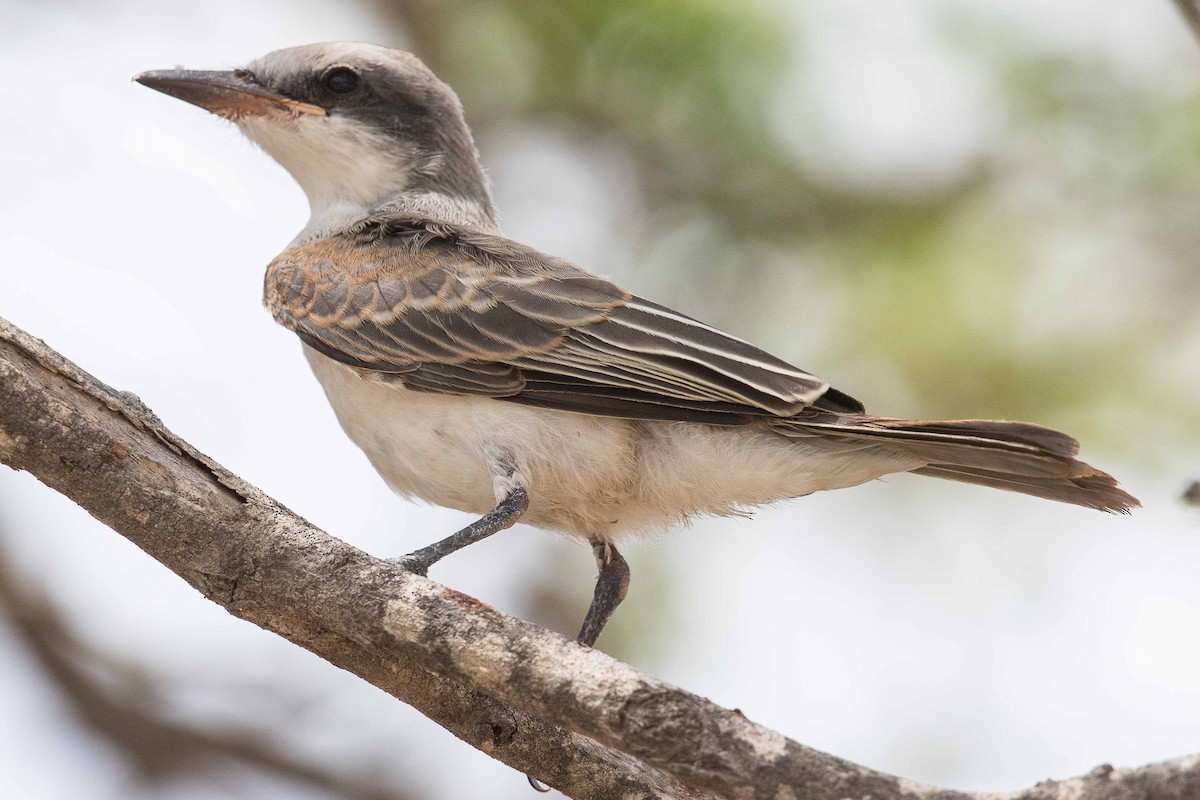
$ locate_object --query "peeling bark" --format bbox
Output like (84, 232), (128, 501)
(1, 315), (1197, 800)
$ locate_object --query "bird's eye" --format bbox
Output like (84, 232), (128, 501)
(322, 67), (359, 94)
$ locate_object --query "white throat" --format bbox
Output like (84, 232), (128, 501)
(237, 113), (410, 238)
(237, 113), (498, 241)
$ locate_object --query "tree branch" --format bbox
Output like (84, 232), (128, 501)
(0, 317), (708, 800)
(1, 314), (1197, 800)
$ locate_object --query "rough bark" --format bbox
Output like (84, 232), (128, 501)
(1, 314), (1197, 800)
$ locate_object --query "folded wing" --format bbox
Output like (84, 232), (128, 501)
(264, 217), (847, 424)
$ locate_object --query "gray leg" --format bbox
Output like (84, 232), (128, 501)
(575, 538), (630, 648)
(392, 448), (528, 576)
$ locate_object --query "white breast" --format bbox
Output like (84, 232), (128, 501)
(302, 347), (922, 540)
(303, 347), (640, 535)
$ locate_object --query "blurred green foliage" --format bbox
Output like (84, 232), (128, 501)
(378, 0), (1200, 454)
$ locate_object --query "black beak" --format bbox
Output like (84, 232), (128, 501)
(134, 69), (326, 117)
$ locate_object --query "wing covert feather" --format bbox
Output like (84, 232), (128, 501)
(264, 216), (850, 421)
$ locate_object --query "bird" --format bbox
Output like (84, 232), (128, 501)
(135, 42), (1138, 648)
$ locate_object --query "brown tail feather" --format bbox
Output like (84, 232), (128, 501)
(791, 417), (1139, 513)
(912, 464), (1137, 513)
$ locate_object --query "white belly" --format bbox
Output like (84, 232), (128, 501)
(303, 347), (921, 539)
(304, 347), (639, 535)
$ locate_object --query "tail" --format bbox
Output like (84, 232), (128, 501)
(790, 416), (1139, 513)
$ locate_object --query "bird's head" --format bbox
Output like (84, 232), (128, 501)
(136, 43), (494, 230)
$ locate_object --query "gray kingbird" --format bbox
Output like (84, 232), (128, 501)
(135, 43), (1137, 647)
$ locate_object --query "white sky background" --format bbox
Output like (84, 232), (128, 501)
(1, 1), (1199, 798)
